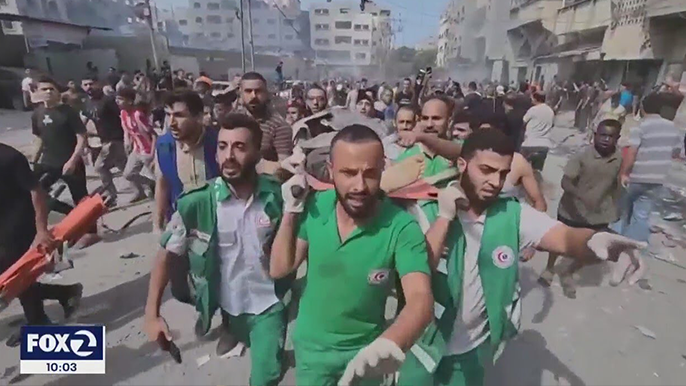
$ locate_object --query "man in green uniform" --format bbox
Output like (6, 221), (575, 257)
(270, 124), (434, 386)
(144, 114), (289, 386)
(396, 96), (461, 226)
(398, 128), (647, 386)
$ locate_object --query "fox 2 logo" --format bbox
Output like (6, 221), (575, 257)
(21, 326), (105, 361)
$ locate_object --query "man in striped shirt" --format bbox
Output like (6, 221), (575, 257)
(233, 72), (293, 162)
(116, 87), (156, 203)
(616, 92), (681, 242)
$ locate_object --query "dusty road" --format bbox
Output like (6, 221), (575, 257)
(0, 109), (685, 385)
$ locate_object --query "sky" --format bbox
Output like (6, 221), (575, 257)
(161, 0), (448, 47)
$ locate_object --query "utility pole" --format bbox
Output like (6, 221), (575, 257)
(247, 0), (255, 71)
(144, 0), (159, 70)
(238, 0), (246, 73)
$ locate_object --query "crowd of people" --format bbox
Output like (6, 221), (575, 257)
(3, 63), (684, 385)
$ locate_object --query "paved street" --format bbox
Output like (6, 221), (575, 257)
(1, 109), (686, 385)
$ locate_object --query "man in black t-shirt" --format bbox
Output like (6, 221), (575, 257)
(0, 143), (83, 347)
(31, 76), (99, 247)
(82, 77), (126, 205)
(395, 78), (414, 107)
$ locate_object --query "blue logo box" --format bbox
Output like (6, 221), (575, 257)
(21, 325), (105, 361)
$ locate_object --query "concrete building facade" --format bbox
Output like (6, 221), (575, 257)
(172, 0), (308, 55)
(307, 0), (392, 74)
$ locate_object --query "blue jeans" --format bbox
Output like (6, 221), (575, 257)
(611, 183), (660, 242)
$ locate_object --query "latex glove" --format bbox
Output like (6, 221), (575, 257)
(338, 338), (405, 386)
(282, 173), (308, 213)
(586, 232), (647, 261)
(437, 182), (469, 220)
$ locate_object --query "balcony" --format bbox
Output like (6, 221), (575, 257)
(646, 0), (686, 18)
(509, 0), (563, 31)
(555, 0), (610, 35)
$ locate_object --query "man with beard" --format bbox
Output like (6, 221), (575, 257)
(270, 124), (433, 386)
(234, 72), (293, 162)
(81, 77), (126, 206)
(395, 96), (460, 224)
(395, 78), (414, 107)
(145, 114), (289, 385)
(153, 90), (220, 233)
(398, 128), (647, 386)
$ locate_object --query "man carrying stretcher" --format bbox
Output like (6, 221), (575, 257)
(0, 143), (83, 347)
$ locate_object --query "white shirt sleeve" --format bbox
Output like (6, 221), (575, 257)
(519, 203), (561, 251)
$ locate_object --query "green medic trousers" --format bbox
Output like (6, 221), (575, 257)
(398, 342), (493, 386)
(222, 302), (286, 386)
(294, 341), (391, 386)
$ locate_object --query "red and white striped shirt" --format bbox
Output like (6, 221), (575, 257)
(120, 109), (155, 155)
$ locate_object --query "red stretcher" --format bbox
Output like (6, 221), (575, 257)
(0, 195), (106, 309)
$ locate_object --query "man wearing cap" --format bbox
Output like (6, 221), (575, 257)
(270, 124), (433, 386)
(398, 128), (647, 386)
(194, 76), (214, 108)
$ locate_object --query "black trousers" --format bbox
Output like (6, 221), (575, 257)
(1, 247), (75, 325)
(33, 162), (96, 234)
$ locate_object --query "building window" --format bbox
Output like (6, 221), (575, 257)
(268, 34), (276, 39)
(335, 21), (352, 29)
(193, 2), (201, 9)
(355, 53), (366, 60)
(226, 17), (233, 23)
(228, 32), (235, 38)
(182, 34), (189, 43)
(179, 19), (188, 26)
(340, 8), (350, 14)
(253, 18), (259, 24)
(207, 15), (221, 24)
(335, 36), (352, 44)
(362, 24), (370, 30)
(267, 19), (276, 25)
(285, 35), (293, 40)
(0, 0), (8, 5)
(314, 9), (329, 15)
(221, 0), (233, 9)
(211, 32), (221, 38)
(196, 17), (203, 24)
(1, 20), (14, 30)
(380, 10), (391, 16)
(207, 2), (220, 10)
(353, 39), (368, 46)
(315, 23), (329, 30)
(314, 38), (330, 46)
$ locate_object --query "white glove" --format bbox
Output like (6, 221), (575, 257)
(586, 232), (647, 260)
(338, 338), (405, 386)
(282, 174), (308, 213)
(437, 182), (469, 220)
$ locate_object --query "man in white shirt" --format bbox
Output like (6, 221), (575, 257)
(398, 128), (646, 386)
(521, 91), (555, 171)
(144, 114), (289, 386)
(21, 68), (35, 110)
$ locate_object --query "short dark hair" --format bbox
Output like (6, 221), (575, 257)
(518, 81), (529, 93)
(218, 113), (263, 148)
(423, 95), (455, 118)
(403, 77), (411, 83)
(641, 92), (662, 114)
(397, 104), (417, 117)
(468, 81), (477, 90)
(532, 92), (546, 103)
(452, 109), (472, 124)
(597, 119), (621, 134)
(361, 78), (368, 83)
(331, 124), (382, 153)
(241, 72), (267, 85)
(214, 91), (237, 106)
(461, 127), (515, 160)
(82, 76), (98, 83)
(164, 90), (204, 117)
(36, 76), (58, 88)
(117, 87), (137, 101)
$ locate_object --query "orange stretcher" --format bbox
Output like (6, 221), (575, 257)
(0, 195), (106, 307)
